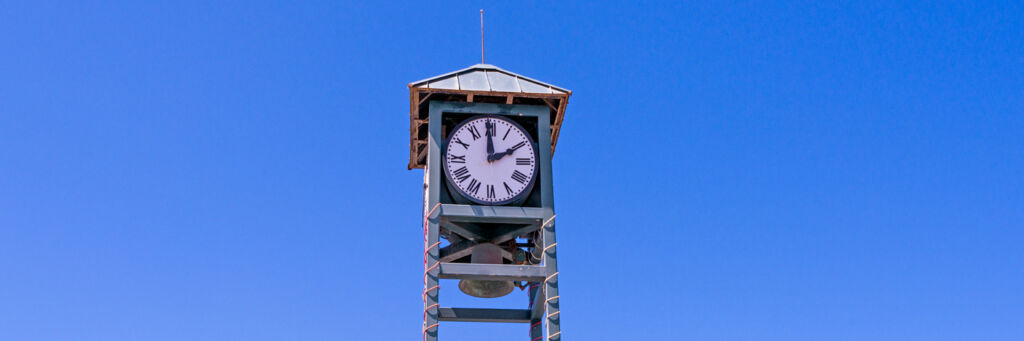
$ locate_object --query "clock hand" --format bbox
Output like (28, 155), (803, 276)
(489, 142), (525, 162)
(485, 121), (494, 159)
(488, 150), (505, 162)
(508, 142), (525, 152)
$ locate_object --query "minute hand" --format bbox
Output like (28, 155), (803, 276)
(486, 122), (495, 156)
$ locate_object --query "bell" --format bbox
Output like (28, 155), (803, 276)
(458, 243), (515, 298)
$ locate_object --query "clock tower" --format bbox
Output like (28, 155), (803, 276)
(408, 64), (570, 340)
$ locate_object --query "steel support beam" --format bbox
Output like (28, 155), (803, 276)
(489, 223), (542, 245)
(529, 282), (545, 320)
(439, 239), (475, 262)
(423, 210), (441, 340)
(440, 241), (514, 263)
(438, 263), (548, 282)
(542, 219), (561, 340)
(438, 308), (531, 323)
(529, 282), (544, 340)
(440, 204), (548, 224)
(441, 221), (487, 241)
(423, 130), (443, 341)
(441, 220), (539, 245)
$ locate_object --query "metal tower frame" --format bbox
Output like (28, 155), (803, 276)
(421, 102), (561, 341)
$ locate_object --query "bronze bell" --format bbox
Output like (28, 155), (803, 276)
(458, 243), (514, 298)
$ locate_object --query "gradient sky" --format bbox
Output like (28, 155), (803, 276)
(1, 1), (1022, 340)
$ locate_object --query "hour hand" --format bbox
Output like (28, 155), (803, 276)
(489, 141), (525, 162)
(488, 150), (507, 162)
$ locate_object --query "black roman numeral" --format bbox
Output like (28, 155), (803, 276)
(452, 166), (471, 183)
(485, 120), (494, 137)
(516, 158), (531, 165)
(503, 182), (513, 195)
(511, 170), (528, 184)
(503, 127), (511, 140)
(449, 155), (466, 163)
(453, 138), (469, 149)
(468, 124), (481, 140)
(467, 178), (481, 195)
(486, 184), (495, 199)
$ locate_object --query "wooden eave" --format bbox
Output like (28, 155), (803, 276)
(407, 87), (571, 170)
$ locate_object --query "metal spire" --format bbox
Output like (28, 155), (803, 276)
(480, 9), (485, 64)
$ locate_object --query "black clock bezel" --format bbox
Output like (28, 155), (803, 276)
(442, 114), (539, 206)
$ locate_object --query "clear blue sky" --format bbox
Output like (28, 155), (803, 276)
(1, 1), (1022, 340)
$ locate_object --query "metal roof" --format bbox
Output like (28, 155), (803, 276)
(409, 64), (570, 94)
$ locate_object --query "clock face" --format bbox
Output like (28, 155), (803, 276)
(443, 115), (538, 205)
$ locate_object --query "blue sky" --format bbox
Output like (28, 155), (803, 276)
(1, 1), (1022, 340)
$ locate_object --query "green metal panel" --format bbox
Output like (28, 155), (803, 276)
(438, 263), (548, 281)
(427, 101), (553, 211)
(439, 204), (548, 223)
(438, 308), (532, 323)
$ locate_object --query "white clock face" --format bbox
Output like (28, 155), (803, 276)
(444, 115), (537, 205)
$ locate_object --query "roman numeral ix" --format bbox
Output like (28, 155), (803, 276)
(449, 155), (466, 163)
